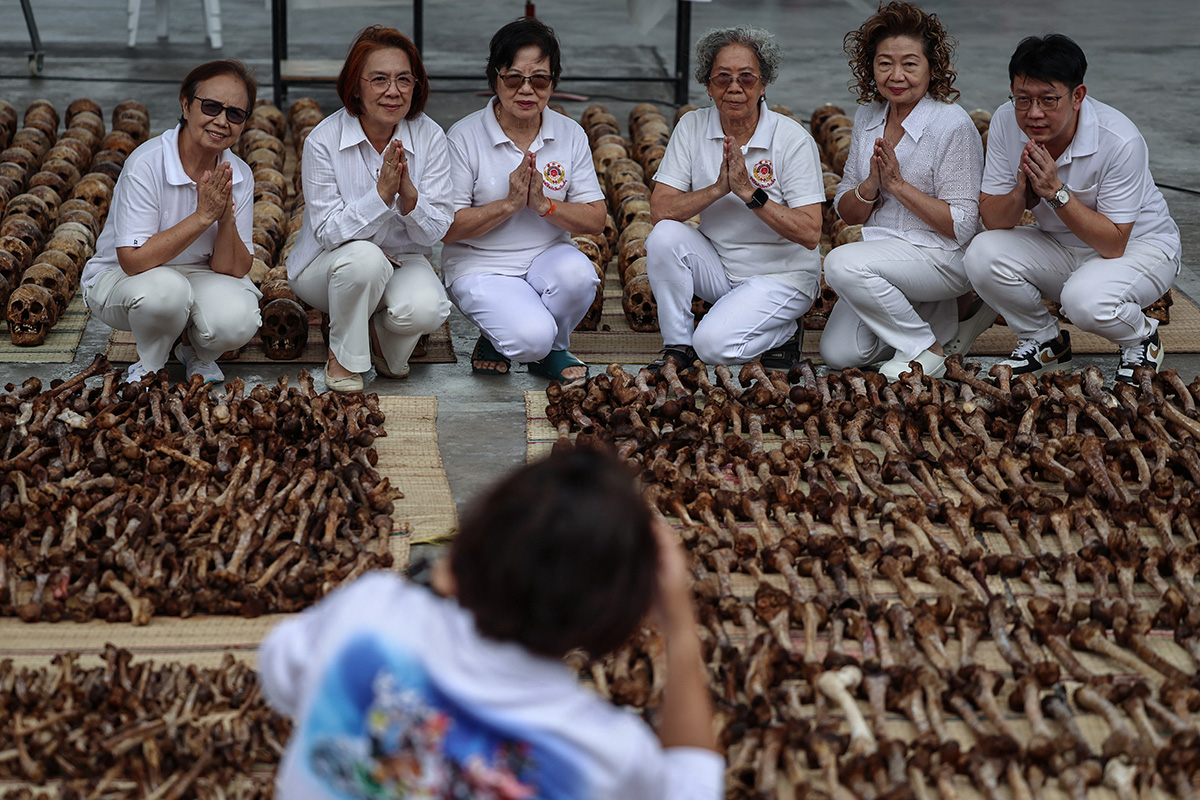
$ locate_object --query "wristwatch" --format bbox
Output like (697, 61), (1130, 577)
(745, 188), (769, 209)
(1047, 184), (1070, 209)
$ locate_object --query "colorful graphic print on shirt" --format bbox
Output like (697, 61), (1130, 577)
(542, 161), (566, 192)
(751, 159), (776, 188)
(301, 634), (582, 799)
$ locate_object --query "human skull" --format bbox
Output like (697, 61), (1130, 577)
(571, 236), (602, 266)
(68, 112), (105, 141)
(59, 127), (99, 154)
(260, 298), (309, 360)
(6, 192), (51, 231)
(0, 235), (35, 271)
(580, 104), (613, 130)
(21, 263), (70, 317)
(586, 121), (620, 146)
(0, 250), (21, 285)
(0, 215), (45, 252)
(252, 228), (278, 262)
(247, 258), (270, 285)
(249, 103), (287, 138)
(618, 238), (647, 278)
(0, 273), (9, 312)
(618, 221), (654, 253)
(28, 170), (71, 201)
(260, 278), (297, 304)
(99, 130), (137, 157)
(576, 232), (610, 264)
(42, 235), (90, 275)
(623, 256), (648, 286)
(38, 158), (82, 189)
(591, 143), (628, 175)
(12, 127), (51, 159)
(32, 249), (79, 288)
(69, 177), (112, 219)
(603, 214), (618, 253)
(619, 197), (652, 230)
(622, 274), (658, 332)
(66, 98), (103, 125)
(0, 146), (39, 175)
(52, 220), (96, 251)
(113, 110), (150, 142)
(0, 161), (29, 190)
(575, 281), (605, 332)
(7, 283), (57, 345)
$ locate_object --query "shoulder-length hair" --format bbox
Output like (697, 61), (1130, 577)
(844, 1), (959, 104)
(337, 25), (429, 120)
(178, 60), (257, 125)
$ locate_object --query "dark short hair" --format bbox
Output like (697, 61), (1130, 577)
(1008, 33), (1087, 90)
(843, 1), (959, 104)
(337, 25), (430, 120)
(451, 448), (657, 658)
(485, 17), (562, 94)
(178, 60), (257, 126)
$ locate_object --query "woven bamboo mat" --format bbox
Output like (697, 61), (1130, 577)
(104, 315), (456, 364)
(0, 293), (89, 363)
(0, 395), (456, 670)
(567, 261), (1200, 365)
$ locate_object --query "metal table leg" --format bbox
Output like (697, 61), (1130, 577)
(20, 0), (45, 75)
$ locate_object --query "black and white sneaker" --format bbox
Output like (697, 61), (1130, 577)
(999, 330), (1073, 376)
(1115, 330), (1164, 385)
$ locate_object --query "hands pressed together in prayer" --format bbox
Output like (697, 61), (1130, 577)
(713, 136), (759, 204)
(377, 139), (419, 215)
(856, 136), (905, 202)
(195, 162), (235, 226)
(1018, 139), (1062, 207)
(505, 151), (555, 217)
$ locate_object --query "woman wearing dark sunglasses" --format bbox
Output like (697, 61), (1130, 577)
(287, 25), (452, 394)
(81, 59), (261, 385)
(442, 17), (606, 382)
(644, 26), (824, 376)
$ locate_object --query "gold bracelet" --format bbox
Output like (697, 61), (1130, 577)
(854, 184), (879, 204)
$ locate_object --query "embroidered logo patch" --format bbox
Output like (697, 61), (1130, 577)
(751, 159), (776, 188)
(542, 161), (566, 191)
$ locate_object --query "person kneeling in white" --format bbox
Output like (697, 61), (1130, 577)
(963, 33), (1180, 384)
(82, 60), (262, 385)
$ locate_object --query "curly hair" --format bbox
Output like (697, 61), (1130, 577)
(843, 1), (959, 104)
(693, 26), (781, 86)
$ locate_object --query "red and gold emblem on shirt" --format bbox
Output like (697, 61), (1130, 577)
(542, 161), (566, 191)
(751, 159), (776, 188)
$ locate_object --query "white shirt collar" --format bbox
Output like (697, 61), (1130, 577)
(484, 97), (554, 150)
(1059, 96), (1099, 164)
(337, 111), (414, 156)
(704, 99), (777, 150)
(862, 94), (938, 144)
(162, 124), (244, 186)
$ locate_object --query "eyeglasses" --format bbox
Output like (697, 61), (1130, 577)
(362, 74), (417, 93)
(195, 98), (249, 125)
(499, 73), (553, 91)
(708, 72), (761, 89)
(1009, 94), (1064, 111)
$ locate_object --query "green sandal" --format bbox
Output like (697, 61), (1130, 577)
(471, 335), (511, 375)
(527, 349), (589, 382)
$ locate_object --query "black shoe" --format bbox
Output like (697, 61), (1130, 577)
(1115, 330), (1164, 385)
(646, 344), (698, 376)
(760, 324), (804, 370)
(998, 330), (1073, 376)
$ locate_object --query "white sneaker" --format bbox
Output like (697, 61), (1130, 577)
(124, 360), (150, 383)
(175, 343), (224, 385)
(878, 348), (947, 382)
(943, 301), (998, 357)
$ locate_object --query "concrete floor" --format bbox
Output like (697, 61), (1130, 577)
(2, 0), (1198, 514)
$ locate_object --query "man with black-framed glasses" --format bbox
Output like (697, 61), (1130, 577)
(962, 33), (1180, 385)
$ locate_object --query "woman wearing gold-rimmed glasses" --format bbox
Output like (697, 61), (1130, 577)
(441, 17), (606, 382)
(287, 25), (452, 393)
(644, 26), (824, 376)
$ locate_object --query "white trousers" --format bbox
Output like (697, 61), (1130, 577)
(964, 228), (1177, 347)
(646, 220), (813, 365)
(820, 238), (967, 369)
(291, 241), (451, 374)
(447, 242), (598, 362)
(85, 264), (261, 371)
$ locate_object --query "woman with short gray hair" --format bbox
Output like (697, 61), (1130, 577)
(645, 26), (823, 374)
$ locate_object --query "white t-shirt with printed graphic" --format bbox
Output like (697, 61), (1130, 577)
(441, 99), (605, 286)
(653, 103), (825, 295)
(259, 571), (724, 800)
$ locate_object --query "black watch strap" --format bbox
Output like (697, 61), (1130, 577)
(745, 188), (769, 209)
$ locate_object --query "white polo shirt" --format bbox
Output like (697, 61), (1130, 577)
(836, 95), (983, 250)
(441, 98), (604, 286)
(981, 96), (1180, 262)
(653, 103), (825, 295)
(81, 125), (254, 291)
(287, 108), (453, 281)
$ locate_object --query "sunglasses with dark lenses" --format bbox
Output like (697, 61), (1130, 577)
(708, 72), (761, 89)
(196, 98), (249, 125)
(499, 73), (553, 91)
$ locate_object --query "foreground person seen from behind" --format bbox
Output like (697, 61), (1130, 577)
(259, 448), (722, 799)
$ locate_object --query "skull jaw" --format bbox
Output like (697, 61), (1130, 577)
(263, 333), (307, 360)
(8, 320), (50, 346)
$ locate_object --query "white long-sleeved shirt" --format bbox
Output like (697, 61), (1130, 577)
(835, 94), (984, 250)
(286, 108), (453, 281)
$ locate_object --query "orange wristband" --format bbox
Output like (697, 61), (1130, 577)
(540, 201), (557, 217)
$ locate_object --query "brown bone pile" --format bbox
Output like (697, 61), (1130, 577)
(0, 355), (403, 624)
(0, 645), (285, 796)
(548, 356), (1200, 798)
(1, 98), (148, 346)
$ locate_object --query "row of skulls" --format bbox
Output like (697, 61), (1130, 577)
(1, 98), (148, 345)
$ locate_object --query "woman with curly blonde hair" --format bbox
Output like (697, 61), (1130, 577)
(819, 1), (987, 381)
